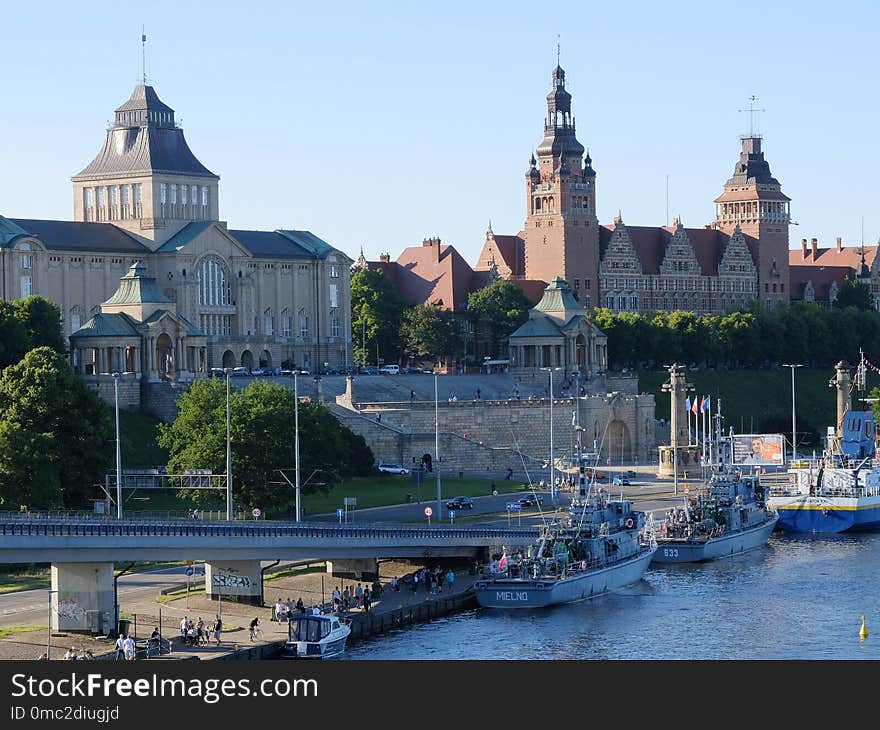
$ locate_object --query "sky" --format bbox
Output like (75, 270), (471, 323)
(1, 0), (878, 266)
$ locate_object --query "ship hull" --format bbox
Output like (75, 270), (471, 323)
(473, 546), (656, 608)
(768, 494), (880, 533)
(651, 515), (778, 563)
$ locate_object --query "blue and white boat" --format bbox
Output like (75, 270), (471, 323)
(281, 614), (351, 659)
(473, 488), (656, 608)
(768, 409), (880, 533)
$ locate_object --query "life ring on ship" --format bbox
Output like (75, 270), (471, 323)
(624, 517), (635, 529)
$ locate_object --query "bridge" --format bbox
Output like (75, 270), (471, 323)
(0, 515), (538, 634)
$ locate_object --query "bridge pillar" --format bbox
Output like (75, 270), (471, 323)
(326, 558), (379, 582)
(204, 560), (262, 606)
(50, 563), (114, 635)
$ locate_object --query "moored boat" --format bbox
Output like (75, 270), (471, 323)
(651, 469), (777, 562)
(281, 613), (351, 659)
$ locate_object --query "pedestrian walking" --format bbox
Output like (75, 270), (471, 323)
(476, 388), (481, 400)
(123, 635), (136, 661)
(446, 570), (455, 592)
(179, 616), (188, 640)
(274, 598), (285, 622)
(296, 597), (305, 614)
(355, 582), (364, 608)
(114, 634), (125, 660)
(410, 390), (416, 402)
(212, 616), (223, 646)
(412, 573), (419, 593)
(363, 586), (372, 612)
(332, 586), (341, 612)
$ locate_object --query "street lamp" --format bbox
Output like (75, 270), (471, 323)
(112, 371), (122, 519)
(434, 372), (441, 516)
(541, 366), (563, 495)
(294, 370), (302, 522)
(225, 367), (232, 521)
(782, 363), (804, 464)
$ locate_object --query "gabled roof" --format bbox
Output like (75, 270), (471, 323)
(70, 312), (140, 338)
(142, 309), (206, 336)
(5, 218), (149, 253)
(789, 242), (878, 270)
(389, 240), (477, 312)
(600, 224), (757, 277)
(475, 233), (526, 277)
(509, 317), (563, 338)
(155, 221), (216, 253)
(534, 277), (584, 314)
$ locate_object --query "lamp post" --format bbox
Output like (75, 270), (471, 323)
(294, 370), (302, 522)
(225, 367), (232, 521)
(112, 371), (122, 519)
(782, 363), (803, 464)
(434, 372), (441, 516)
(541, 366), (563, 494)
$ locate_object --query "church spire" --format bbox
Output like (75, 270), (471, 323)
(536, 60), (584, 160)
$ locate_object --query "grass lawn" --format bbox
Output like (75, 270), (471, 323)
(0, 562), (190, 595)
(0, 626), (44, 639)
(295, 474), (535, 518)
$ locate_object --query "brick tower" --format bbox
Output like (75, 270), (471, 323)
(523, 64), (599, 307)
(713, 135), (790, 306)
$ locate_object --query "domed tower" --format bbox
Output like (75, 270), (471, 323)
(523, 63), (598, 306)
(71, 83), (219, 250)
(713, 133), (790, 306)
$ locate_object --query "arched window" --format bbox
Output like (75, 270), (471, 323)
(197, 256), (231, 306)
(281, 308), (292, 337)
(299, 309), (309, 338)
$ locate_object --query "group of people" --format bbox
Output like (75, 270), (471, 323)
(274, 596), (307, 621)
(331, 583), (373, 613)
(409, 567), (455, 594)
(179, 615), (222, 646)
(113, 635), (136, 660)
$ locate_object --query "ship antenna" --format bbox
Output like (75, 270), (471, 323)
(508, 427), (549, 530)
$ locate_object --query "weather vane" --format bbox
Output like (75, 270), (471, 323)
(738, 94), (765, 137)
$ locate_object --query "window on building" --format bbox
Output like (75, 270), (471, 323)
(299, 310), (309, 338)
(765, 283), (769, 293)
(573, 278), (580, 290)
(264, 308), (274, 336)
(170, 184), (177, 208)
(19, 243), (32, 270)
(329, 265), (339, 278)
(160, 183), (167, 216)
(329, 284), (338, 308)
(772, 283), (777, 293)
(191, 185), (198, 215)
(201, 186), (209, 209)
(197, 257), (231, 306)
(780, 283), (784, 293)
(585, 278), (591, 290)
(281, 309), (292, 337)
(606, 294), (614, 309)
(69, 306), (82, 334)
(134, 184), (142, 216)
(84, 188), (94, 220)
(181, 183), (188, 209)
(96, 187), (106, 220)
(331, 317), (340, 338)
(109, 185), (118, 218)
(20, 275), (32, 298)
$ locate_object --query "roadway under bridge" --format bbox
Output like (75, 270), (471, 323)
(0, 518), (538, 634)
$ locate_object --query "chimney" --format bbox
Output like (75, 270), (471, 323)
(811, 238), (818, 257)
(836, 236), (843, 252)
(801, 238), (808, 258)
(422, 236), (441, 262)
(379, 253), (390, 263)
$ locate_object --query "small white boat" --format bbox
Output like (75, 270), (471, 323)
(281, 614), (351, 659)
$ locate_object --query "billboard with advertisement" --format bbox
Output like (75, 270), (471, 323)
(731, 434), (785, 466)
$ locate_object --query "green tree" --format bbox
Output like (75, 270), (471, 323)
(401, 305), (461, 360)
(834, 275), (873, 310)
(466, 279), (532, 358)
(14, 296), (66, 356)
(350, 267), (405, 366)
(0, 421), (60, 509)
(158, 380), (374, 510)
(0, 347), (112, 508)
(0, 301), (29, 370)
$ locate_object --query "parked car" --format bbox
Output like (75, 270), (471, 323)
(379, 364), (400, 375)
(445, 496), (475, 510)
(377, 463), (409, 475)
(250, 367), (266, 377)
(209, 368), (226, 378)
(295, 368), (311, 376)
(517, 495), (544, 507)
(612, 475), (631, 486)
(362, 366), (379, 375)
(232, 367), (250, 377)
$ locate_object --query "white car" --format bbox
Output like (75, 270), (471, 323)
(378, 365), (400, 375)
(377, 463), (409, 475)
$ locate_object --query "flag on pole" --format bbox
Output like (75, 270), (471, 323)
(685, 397), (691, 412)
(705, 394), (711, 412)
(498, 553), (508, 572)
(691, 397), (698, 415)
(700, 396), (707, 414)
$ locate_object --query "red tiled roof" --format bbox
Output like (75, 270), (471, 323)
(713, 188), (791, 203)
(475, 234), (526, 277)
(789, 264), (853, 301)
(511, 279), (548, 304)
(789, 243), (878, 270)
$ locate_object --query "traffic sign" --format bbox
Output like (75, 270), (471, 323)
(506, 502), (522, 512)
(336, 508), (345, 518)
(252, 508), (261, 518)
(448, 510), (456, 519)
(184, 567), (194, 577)
(424, 506), (433, 517)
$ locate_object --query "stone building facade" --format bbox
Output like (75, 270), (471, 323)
(0, 82), (352, 375)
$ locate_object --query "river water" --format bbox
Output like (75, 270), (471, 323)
(344, 531), (880, 660)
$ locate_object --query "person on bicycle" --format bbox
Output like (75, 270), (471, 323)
(249, 617), (260, 641)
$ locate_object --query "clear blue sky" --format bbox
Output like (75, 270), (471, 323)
(2, 0), (878, 265)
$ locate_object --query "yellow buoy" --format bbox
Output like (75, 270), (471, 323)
(860, 615), (868, 640)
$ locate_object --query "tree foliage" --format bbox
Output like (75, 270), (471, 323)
(466, 279), (532, 356)
(401, 305), (461, 360)
(0, 296), (66, 370)
(158, 380), (374, 511)
(0, 347), (112, 509)
(834, 276), (874, 310)
(350, 267), (405, 366)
